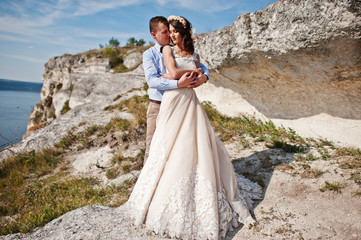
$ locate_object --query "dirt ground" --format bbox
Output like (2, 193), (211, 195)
(225, 142), (361, 240)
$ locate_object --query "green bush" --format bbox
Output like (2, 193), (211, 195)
(60, 100), (71, 115)
(103, 47), (123, 69)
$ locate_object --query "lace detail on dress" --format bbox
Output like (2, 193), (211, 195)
(145, 165), (254, 240)
(125, 133), (167, 226)
(217, 189), (234, 238)
(147, 165), (218, 239)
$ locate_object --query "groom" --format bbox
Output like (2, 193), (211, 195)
(143, 16), (209, 160)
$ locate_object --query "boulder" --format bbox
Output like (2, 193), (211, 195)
(194, 0), (361, 120)
(123, 51), (143, 69)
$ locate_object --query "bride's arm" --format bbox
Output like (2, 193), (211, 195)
(189, 54), (208, 88)
(196, 54), (201, 68)
(163, 45), (193, 79)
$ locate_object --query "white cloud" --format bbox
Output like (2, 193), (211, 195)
(12, 55), (46, 63)
(73, 0), (141, 16)
(155, 0), (238, 13)
(0, 52), (46, 63)
(0, 0), (142, 39)
(0, 33), (30, 42)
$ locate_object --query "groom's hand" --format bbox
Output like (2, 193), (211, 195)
(190, 73), (208, 88)
(177, 72), (196, 88)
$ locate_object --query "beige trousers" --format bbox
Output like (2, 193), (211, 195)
(145, 101), (160, 162)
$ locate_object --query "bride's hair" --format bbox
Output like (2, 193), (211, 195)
(168, 16), (194, 54)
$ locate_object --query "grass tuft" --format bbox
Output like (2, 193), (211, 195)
(319, 181), (344, 193)
(106, 168), (119, 179)
(105, 95), (148, 127)
(353, 191), (361, 198)
(60, 100), (71, 115)
(300, 168), (324, 179)
(275, 163), (294, 171)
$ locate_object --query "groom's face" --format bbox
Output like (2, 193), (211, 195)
(152, 22), (170, 47)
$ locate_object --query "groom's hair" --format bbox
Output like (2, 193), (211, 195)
(149, 16), (169, 33)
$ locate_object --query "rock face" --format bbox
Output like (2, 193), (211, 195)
(27, 53), (109, 129)
(194, 0), (361, 119)
(1, 53), (145, 160)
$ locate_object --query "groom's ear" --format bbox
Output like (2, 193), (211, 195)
(150, 32), (156, 39)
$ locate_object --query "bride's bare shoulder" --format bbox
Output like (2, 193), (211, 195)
(162, 45), (173, 56)
(163, 45), (172, 51)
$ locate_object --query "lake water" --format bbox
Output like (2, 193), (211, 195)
(0, 90), (41, 150)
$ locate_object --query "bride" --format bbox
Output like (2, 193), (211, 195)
(125, 15), (262, 239)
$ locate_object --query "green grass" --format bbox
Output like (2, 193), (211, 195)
(294, 153), (318, 162)
(32, 111), (43, 124)
(106, 167), (119, 179)
(350, 172), (361, 185)
(54, 105), (147, 151)
(108, 150), (145, 179)
(300, 168), (324, 179)
(54, 117), (140, 151)
(0, 168), (134, 235)
(202, 101), (307, 149)
(353, 191), (361, 198)
(105, 95), (148, 126)
(60, 100), (71, 115)
(319, 181), (344, 193)
(336, 147), (361, 186)
(0, 147), (135, 235)
(268, 141), (303, 153)
(94, 45), (151, 73)
(103, 47), (124, 69)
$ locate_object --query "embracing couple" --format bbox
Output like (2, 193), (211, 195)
(125, 16), (262, 239)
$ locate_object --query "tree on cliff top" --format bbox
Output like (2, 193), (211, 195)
(109, 37), (120, 47)
(126, 37), (145, 47)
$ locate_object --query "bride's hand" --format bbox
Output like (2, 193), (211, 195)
(161, 73), (173, 79)
(193, 68), (203, 76)
(189, 73), (207, 88)
(190, 70), (199, 77)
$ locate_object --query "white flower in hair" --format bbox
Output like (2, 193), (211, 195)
(168, 15), (187, 28)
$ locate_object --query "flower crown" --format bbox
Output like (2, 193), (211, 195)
(168, 15), (187, 28)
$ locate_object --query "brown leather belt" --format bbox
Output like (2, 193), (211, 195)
(150, 99), (161, 105)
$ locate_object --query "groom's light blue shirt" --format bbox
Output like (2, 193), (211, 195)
(143, 43), (210, 101)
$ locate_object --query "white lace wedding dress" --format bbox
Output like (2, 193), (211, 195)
(125, 48), (262, 239)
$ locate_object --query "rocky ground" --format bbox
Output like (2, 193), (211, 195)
(1, 85), (361, 240)
(227, 142), (361, 240)
(1, 136), (360, 240)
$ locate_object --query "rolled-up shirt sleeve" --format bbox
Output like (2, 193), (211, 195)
(143, 50), (178, 90)
(200, 63), (210, 79)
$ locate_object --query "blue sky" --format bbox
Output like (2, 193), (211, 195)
(0, 0), (277, 83)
